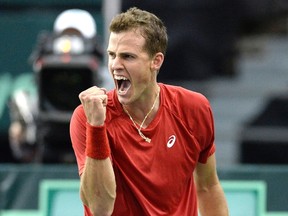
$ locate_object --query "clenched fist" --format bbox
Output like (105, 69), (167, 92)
(79, 86), (107, 126)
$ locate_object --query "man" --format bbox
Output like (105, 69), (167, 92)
(70, 7), (229, 216)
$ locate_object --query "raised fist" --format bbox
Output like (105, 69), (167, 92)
(79, 86), (107, 126)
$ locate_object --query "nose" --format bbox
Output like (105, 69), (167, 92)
(110, 56), (122, 71)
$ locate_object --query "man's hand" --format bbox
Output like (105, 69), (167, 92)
(79, 86), (107, 126)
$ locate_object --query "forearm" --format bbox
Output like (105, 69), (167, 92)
(197, 183), (228, 216)
(81, 157), (116, 216)
(82, 124), (116, 215)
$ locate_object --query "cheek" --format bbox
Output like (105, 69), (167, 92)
(107, 61), (114, 74)
(133, 70), (152, 86)
(107, 59), (112, 69)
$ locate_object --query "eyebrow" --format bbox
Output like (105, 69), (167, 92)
(107, 50), (136, 57)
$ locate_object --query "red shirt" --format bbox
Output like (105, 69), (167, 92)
(70, 83), (216, 215)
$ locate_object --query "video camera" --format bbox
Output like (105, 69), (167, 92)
(32, 30), (103, 163)
(9, 9), (104, 163)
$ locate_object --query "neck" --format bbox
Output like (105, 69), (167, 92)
(123, 88), (160, 143)
(124, 87), (160, 128)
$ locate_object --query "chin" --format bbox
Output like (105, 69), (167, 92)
(118, 94), (132, 106)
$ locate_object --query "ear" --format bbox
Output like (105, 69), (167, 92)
(151, 52), (164, 71)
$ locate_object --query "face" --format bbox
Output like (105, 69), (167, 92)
(107, 30), (163, 106)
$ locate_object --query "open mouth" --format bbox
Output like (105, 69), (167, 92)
(114, 75), (131, 95)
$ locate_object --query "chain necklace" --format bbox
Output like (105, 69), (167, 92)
(124, 91), (159, 143)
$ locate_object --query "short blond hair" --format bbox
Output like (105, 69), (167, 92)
(109, 7), (168, 57)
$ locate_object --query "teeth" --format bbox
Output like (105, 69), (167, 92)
(114, 75), (128, 80)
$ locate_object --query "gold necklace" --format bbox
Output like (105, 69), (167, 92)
(124, 91), (159, 143)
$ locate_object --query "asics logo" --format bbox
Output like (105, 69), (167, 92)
(167, 135), (176, 148)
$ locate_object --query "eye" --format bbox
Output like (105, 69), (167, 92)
(122, 53), (135, 60)
(108, 52), (116, 59)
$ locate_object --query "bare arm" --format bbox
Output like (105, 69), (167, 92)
(79, 86), (116, 216)
(80, 157), (116, 216)
(194, 153), (229, 216)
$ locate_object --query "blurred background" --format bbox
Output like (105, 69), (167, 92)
(1, 0), (288, 215)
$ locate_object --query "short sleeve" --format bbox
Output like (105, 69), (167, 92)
(70, 105), (87, 175)
(197, 99), (216, 164)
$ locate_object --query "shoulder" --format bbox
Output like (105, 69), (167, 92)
(72, 105), (86, 120)
(159, 83), (214, 130)
(70, 105), (86, 130)
(160, 83), (210, 110)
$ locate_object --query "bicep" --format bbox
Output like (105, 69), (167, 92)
(194, 153), (220, 190)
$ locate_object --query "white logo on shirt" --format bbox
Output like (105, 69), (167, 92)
(167, 135), (176, 148)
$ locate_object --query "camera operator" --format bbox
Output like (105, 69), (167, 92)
(9, 9), (108, 163)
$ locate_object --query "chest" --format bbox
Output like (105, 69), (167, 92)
(109, 114), (201, 180)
